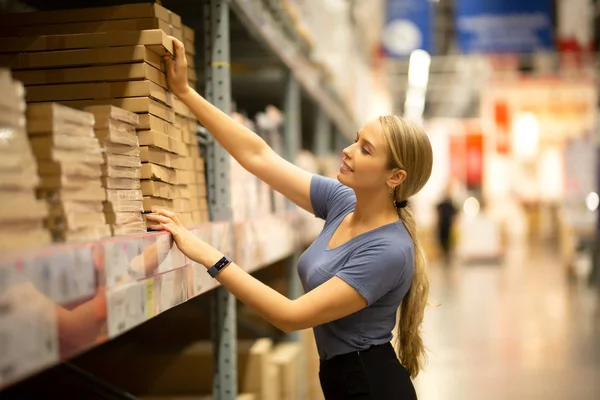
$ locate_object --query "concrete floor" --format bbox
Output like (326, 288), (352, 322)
(414, 246), (600, 400)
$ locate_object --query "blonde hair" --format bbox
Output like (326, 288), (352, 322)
(380, 115), (433, 379)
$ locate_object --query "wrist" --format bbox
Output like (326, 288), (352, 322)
(200, 247), (225, 269)
(176, 85), (194, 103)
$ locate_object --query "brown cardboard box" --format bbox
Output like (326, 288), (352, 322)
(37, 161), (102, 179)
(138, 130), (173, 153)
(39, 174), (101, 190)
(102, 165), (142, 180)
(87, 105), (140, 126)
(29, 135), (100, 151)
(0, 108), (26, 130)
(53, 97), (174, 123)
(271, 343), (301, 400)
(140, 146), (187, 169)
(32, 146), (104, 164)
(104, 199), (143, 214)
(38, 186), (106, 202)
(139, 114), (182, 140)
(0, 229), (51, 251)
(141, 163), (175, 184)
(104, 211), (144, 225)
(27, 79), (172, 105)
(0, 167), (39, 190)
(104, 153), (142, 168)
(28, 119), (95, 137)
(0, 3), (181, 28)
(27, 102), (94, 127)
(141, 180), (173, 199)
(0, 191), (48, 222)
(52, 201), (104, 214)
(173, 198), (191, 213)
(46, 211), (106, 231)
(95, 128), (139, 147)
(0, 17), (176, 38)
(51, 224), (111, 242)
(112, 222), (147, 236)
(104, 143), (141, 157)
(3, 45), (163, 72)
(106, 189), (143, 203)
(143, 196), (174, 212)
(183, 25), (195, 43)
(102, 177), (142, 190)
(0, 29), (173, 56)
(14, 63), (166, 88)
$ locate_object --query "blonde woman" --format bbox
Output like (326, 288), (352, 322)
(148, 38), (433, 399)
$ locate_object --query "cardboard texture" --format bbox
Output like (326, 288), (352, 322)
(0, 4), (181, 28)
(102, 177), (142, 190)
(14, 63), (167, 88)
(104, 143), (141, 157)
(55, 97), (174, 123)
(138, 130), (187, 156)
(2, 45), (163, 72)
(27, 119), (95, 137)
(112, 222), (147, 236)
(95, 128), (139, 147)
(104, 200), (143, 213)
(46, 211), (106, 231)
(0, 229), (51, 251)
(0, 167), (39, 190)
(141, 180), (173, 199)
(27, 79), (172, 106)
(37, 161), (102, 178)
(139, 114), (182, 140)
(0, 17), (177, 38)
(51, 224), (111, 242)
(0, 29), (173, 56)
(183, 25), (195, 43)
(141, 163), (176, 184)
(0, 108), (26, 130)
(38, 186), (106, 202)
(0, 192), (48, 222)
(143, 196), (173, 212)
(140, 146), (185, 169)
(104, 153), (142, 168)
(29, 135), (100, 151)
(102, 165), (142, 179)
(106, 189), (143, 202)
(39, 174), (102, 190)
(53, 201), (104, 214)
(87, 105), (140, 126)
(104, 211), (144, 225)
(33, 147), (104, 164)
(27, 102), (94, 127)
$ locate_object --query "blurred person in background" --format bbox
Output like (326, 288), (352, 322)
(436, 189), (457, 265)
(148, 37), (434, 399)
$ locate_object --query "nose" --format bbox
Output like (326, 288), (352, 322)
(342, 145), (352, 160)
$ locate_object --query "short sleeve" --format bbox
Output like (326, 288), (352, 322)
(336, 241), (410, 306)
(310, 175), (353, 220)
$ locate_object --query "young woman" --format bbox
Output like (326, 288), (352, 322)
(147, 38), (433, 400)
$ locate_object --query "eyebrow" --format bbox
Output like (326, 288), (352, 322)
(357, 132), (376, 153)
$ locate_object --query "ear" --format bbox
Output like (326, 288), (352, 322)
(387, 168), (407, 188)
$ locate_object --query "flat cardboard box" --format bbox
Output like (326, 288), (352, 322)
(104, 211), (143, 225)
(47, 211), (106, 231)
(87, 105), (139, 127)
(141, 163), (175, 184)
(104, 153), (142, 168)
(0, 191), (48, 222)
(0, 229), (51, 251)
(173, 198), (191, 213)
(104, 199), (143, 213)
(33, 147), (104, 165)
(174, 169), (195, 185)
(54, 201), (104, 214)
(106, 189), (143, 202)
(37, 161), (102, 179)
(0, 17), (175, 38)
(138, 130), (187, 156)
(138, 114), (182, 140)
(0, 167), (39, 190)
(102, 165), (142, 179)
(55, 97), (174, 124)
(0, 84), (26, 114)
(102, 177), (141, 190)
(95, 128), (139, 147)
(0, 4), (181, 28)
(38, 186), (106, 202)
(143, 196), (173, 212)
(104, 143), (141, 157)
(193, 157), (205, 172)
(39, 174), (101, 190)
(0, 29), (173, 56)
(3, 45), (163, 72)
(27, 79), (172, 108)
(52, 224), (111, 242)
(27, 103), (94, 127)
(29, 134), (100, 151)
(140, 146), (184, 169)
(27, 119), (95, 137)
(14, 63), (167, 89)
(183, 25), (195, 43)
(0, 128), (30, 153)
(0, 108), (26, 130)
(111, 222), (147, 236)
(141, 180), (173, 199)
(172, 97), (193, 118)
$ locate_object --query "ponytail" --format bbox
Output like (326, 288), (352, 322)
(396, 205), (429, 378)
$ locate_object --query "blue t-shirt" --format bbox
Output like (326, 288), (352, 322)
(297, 175), (415, 360)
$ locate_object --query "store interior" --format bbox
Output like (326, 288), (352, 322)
(0, 0), (599, 399)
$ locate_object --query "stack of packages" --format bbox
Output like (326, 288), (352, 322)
(0, 3), (210, 228)
(85, 105), (145, 236)
(27, 103), (110, 242)
(0, 69), (51, 250)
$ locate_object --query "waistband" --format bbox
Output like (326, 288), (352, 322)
(320, 342), (396, 367)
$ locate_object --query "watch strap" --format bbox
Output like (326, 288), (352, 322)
(207, 255), (232, 278)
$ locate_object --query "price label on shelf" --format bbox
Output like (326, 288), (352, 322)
(144, 278), (155, 320)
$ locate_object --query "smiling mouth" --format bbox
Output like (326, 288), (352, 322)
(341, 162), (354, 172)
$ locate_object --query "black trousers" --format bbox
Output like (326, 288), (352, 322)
(319, 342), (417, 400)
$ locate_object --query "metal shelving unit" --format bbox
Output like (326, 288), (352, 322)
(0, 0), (351, 397)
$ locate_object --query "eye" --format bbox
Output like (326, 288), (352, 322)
(361, 147), (370, 155)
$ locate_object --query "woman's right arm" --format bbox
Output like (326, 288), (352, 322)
(165, 38), (315, 214)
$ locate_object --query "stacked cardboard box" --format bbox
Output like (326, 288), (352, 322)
(85, 105), (146, 236)
(0, 4), (210, 228)
(0, 69), (51, 251)
(27, 103), (110, 242)
(183, 24), (197, 90)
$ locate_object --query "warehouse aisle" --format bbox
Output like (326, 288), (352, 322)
(414, 245), (600, 400)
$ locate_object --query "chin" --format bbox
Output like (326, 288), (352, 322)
(337, 172), (352, 187)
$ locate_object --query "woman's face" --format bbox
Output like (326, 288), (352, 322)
(338, 119), (395, 192)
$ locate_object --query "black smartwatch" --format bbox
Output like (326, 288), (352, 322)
(207, 255), (232, 278)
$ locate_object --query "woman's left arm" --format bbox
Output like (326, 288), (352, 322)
(147, 209), (367, 332)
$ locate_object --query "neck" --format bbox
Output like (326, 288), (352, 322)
(351, 189), (400, 228)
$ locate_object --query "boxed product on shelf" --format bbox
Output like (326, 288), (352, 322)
(183, 23), (197, 89)
(0, 3), (183, 40)
(85, 105), (146, 237)
(26, 102), (111, 242)
(0, 68), (51, 250)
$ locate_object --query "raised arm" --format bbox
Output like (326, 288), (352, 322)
(164, 37), (314, 214)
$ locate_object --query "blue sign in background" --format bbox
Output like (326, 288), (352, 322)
(456, 0), (554, 53)
(382, 0), (433, 58)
